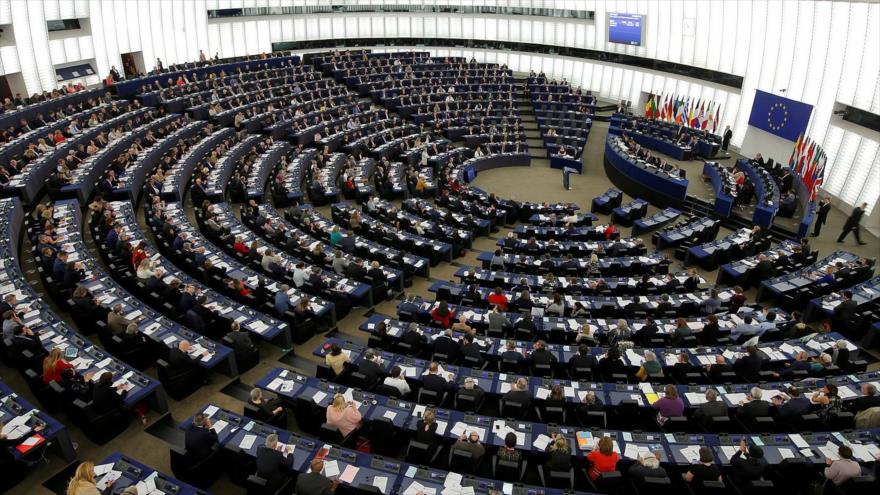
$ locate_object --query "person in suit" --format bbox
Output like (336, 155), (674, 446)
(456, 377), (485, 410)
(722, 126), (732, 151)
(628, 452), (668, 486)
(832, 290), (858, 326)
(569, 344), (598, 376)
(106, 304), (133, 336)
(729, 439), (768, 485)
(849, 383), (880, 414)
(414, 408), (439, 446)
(225, 321), (256, 353)
(401, 322), (427, 354)
(256, 433), (293, 492)
(422, 361), (457, 392)
(812, 197), (832, 237)
(452, 431), (485, 463)
(737, 387), (770, 422)
(248, 388), (287, 428)
(706, 355), (733, 382)
(10, 325), (46, 361)
(296, 458), (338, 495)
(169, 340), (205, 378)
(544, 433), (573, 471)
(692, 389), (728, 427)
(185, 413), (219, 458)
(503, 377), (531, 410)
(773, 386), (811, 420)
(824, 340), (850, 369)
(459, 334), (484, 367)
(433, 329), (461, 362)
(91, 371), (127, 416)
(837, 202), (868, 245)
(530, 340), (557, 368)
(487, 305), (510, 336)
(501, 340), (524, 367)
(732, 346), (763, 380)
(357, 349), (383, 389)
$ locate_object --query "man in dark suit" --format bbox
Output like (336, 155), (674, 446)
(752, 254), (775, 281)
(356, 349), (383, 389)
(732, 346), (763, 381)
(401, 322), (426, 354)
(779, 169), (793, 194)
(169, 340), (204, 377)
(456, 376), (485, 409)
(812, 197), (832, 237)
(296, 458), (338, 495)
(569, 344), (598, 376)
(91, 371), (127, 415)
(692, 389), (728, 427)
(459, 334), (484, 367)
(433, 329), (461, 362)
(501, 340), (524, 367)
(422, 362), (457, 392)
(706, 355), (734, 382)
(772, 386), (811, 420)
(178, 285), (198, 313)
(502, 378), (532, 409)
(737, 387), (770, 422)
(185, 413), (219, 458)
(729, 440), (768, 485)
(837, 202), (867, 245)
(722, 126), (733, 151)
(529, 340), (557, 368)
(849, 383), (880, 414)
(832, 290), (858, 326)
(10, 325), (45, 359)
(225, 321), (256, 354)
(256, 433), (293, 493)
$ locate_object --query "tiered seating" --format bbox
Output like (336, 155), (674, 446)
(242, 140), (290, 202)
(331, 202), (453, 264)
(364, 197), (473, 253)
(717, 240), (817, 288)
(604, 134), (689, 204)
(526, 74), (594, 165)
(758, 252), (874, 308)
(653, 216), (720, 250)
(685, 227), (771, 270)
(609, 113), (721, 159)
(632, 207), (681, 236)
(476, 251), (670, 277)
(96, 200), (290, 352)
(287, 205), (430, 279)
(41, 200), (236, 394)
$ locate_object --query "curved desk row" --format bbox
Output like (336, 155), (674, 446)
(603, 138), (688, 207)
(702, 162), (736, 217)
(460, 153), (531, 183)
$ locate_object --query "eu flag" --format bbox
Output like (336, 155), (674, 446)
(747, 90), (813, 142)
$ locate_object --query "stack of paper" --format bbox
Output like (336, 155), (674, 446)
(679, 445), (703, 463)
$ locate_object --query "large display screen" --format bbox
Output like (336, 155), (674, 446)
(608, 13), (644, 46)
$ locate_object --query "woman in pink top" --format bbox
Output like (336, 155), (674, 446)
(326, 393), (363, 437)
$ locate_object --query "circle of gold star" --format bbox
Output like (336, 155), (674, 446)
(767, 102), (788, 130)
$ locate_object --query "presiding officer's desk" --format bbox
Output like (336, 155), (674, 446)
(603, 136), (688, 205)
(182, 403), (584, 495)
(51, 200), (236, 376)
(0, 379), (76, 463)
(456, 153), (531, 183)
(357, 316), (854, 373)
(93, 452), (206, 494)
(702, 161), (737, 217)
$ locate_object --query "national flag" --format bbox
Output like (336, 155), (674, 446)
(704, 102), (714, 131)
(687, 100), (696, 127)
(667, 96), (674, 122)
(659, 94), (669, 120)
(696, 101), (706, 129)
(644, 94), (654, 118)
(713, 104), (720, 133)
(788, 134), (801, 169)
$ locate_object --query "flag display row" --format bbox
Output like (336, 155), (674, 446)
(644, 93), (721, 134)
(788, 134), (826, 202)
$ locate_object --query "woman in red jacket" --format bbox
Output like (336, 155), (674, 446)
(233, 236), (249, 254)
(486, 287), (509, 311)
(586, 436), (620, 480)
(42, 347), (74, 384)
(431, 301), (455, 329)
(130, 241), (148, 268)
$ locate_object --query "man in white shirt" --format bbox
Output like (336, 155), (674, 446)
(383, 365), (411, 396)
(292, 262), (307, 287)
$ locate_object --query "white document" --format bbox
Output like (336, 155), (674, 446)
(211, 420), (228, 434)
(372, 476), (388, 493)
(239, 434), (257, 450)
(312, 391), (327, 404)
(790, 434), (809, 449)
(323, 459), (341, 478)
(203, 405), (219, 417)
(93, 463), (114, 476)
(533, 434), (551, 450)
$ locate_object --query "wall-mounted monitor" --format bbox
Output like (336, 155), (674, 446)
(608, 13), (645, 46)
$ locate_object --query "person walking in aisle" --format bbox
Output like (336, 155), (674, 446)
(837, 202), (867, 245)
